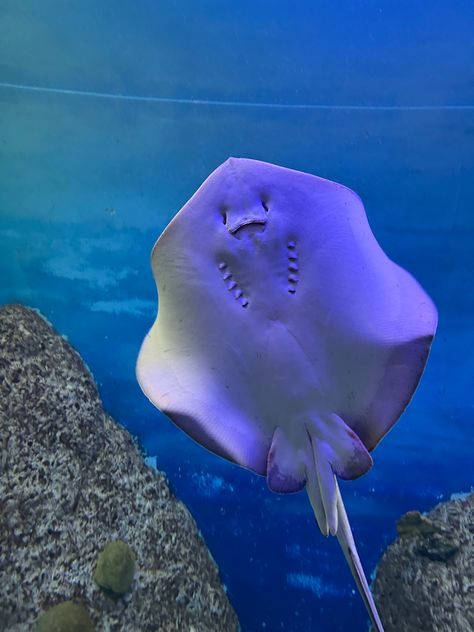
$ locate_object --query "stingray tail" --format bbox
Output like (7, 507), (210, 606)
(335, 484), (384, 632)
(305, 454), (384, 632)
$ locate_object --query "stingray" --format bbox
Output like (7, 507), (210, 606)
(136, 158), (437, 630)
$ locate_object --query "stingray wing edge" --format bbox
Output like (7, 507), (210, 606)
(136, 324), (270, 476)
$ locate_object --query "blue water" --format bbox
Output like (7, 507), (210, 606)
(1, 2), (473, 631)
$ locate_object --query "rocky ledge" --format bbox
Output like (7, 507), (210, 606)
(0, 304), (239, 631)
(372, 492), (474, 632)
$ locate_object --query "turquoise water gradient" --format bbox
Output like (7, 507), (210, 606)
(1, 2), (473, 631)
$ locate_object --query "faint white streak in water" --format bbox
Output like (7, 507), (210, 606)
(79, 235), (134, 255)
(1, 81), (473, 111)
(285, 543), (330, 561)
(287, 572), (343, 597)
(88, 299), (155, 316)
(144, 456), (158, 470)
(44, 255), (132, 289)
(450, 489), (473, 500)
(285, 543), (302, 559)
(0, 228), (22, 239)
(191, 472), (235, 497)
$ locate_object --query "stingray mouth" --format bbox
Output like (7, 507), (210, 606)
(228, 217), (267, 235)
(223, 200), (269, 236)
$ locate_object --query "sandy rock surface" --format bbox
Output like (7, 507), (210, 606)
(372, 492), (474, 632)
(0, 304), (239, 632)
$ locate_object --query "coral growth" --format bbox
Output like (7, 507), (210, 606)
(34, 601), (93, 632)
(93, 541), (136, 597)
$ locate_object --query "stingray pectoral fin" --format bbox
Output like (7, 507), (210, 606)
(335, 483), (385, 632)
(137, 328), (270, 475)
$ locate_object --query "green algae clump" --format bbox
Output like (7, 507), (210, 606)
(34, 601), (93, 632)
(93, 540), (136, 597)
(396, 510), (437, 537)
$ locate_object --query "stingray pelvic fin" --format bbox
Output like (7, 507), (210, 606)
(266, 427), (307, 493)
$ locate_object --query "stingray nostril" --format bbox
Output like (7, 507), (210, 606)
(261, 199), (269, 213)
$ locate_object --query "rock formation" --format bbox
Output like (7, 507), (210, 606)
(372, 492), (474, 631)
(0, 304), (239, 631)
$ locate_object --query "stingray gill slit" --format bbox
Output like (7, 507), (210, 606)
(218, 261), (249, 307)
(287, 240), (299, 293)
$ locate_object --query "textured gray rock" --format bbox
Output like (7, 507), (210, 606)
(0, 304), (239, 632)
(372, 493), (474, 632)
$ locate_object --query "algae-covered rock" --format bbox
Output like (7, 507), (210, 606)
(94, 540), (135, 596)
(396, 509), (460, 561)
(396, 510), (437, 536)
(35, 601), (93, 632)
(415, 529), (460, 562)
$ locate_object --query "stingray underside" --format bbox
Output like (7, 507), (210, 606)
(137, 158), (438, 488)
(137, 158), (438, 632)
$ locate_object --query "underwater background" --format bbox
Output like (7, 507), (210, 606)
(0, 2), (473, 631)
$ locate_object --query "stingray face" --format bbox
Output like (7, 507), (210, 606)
(200, 159), (306, 315)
